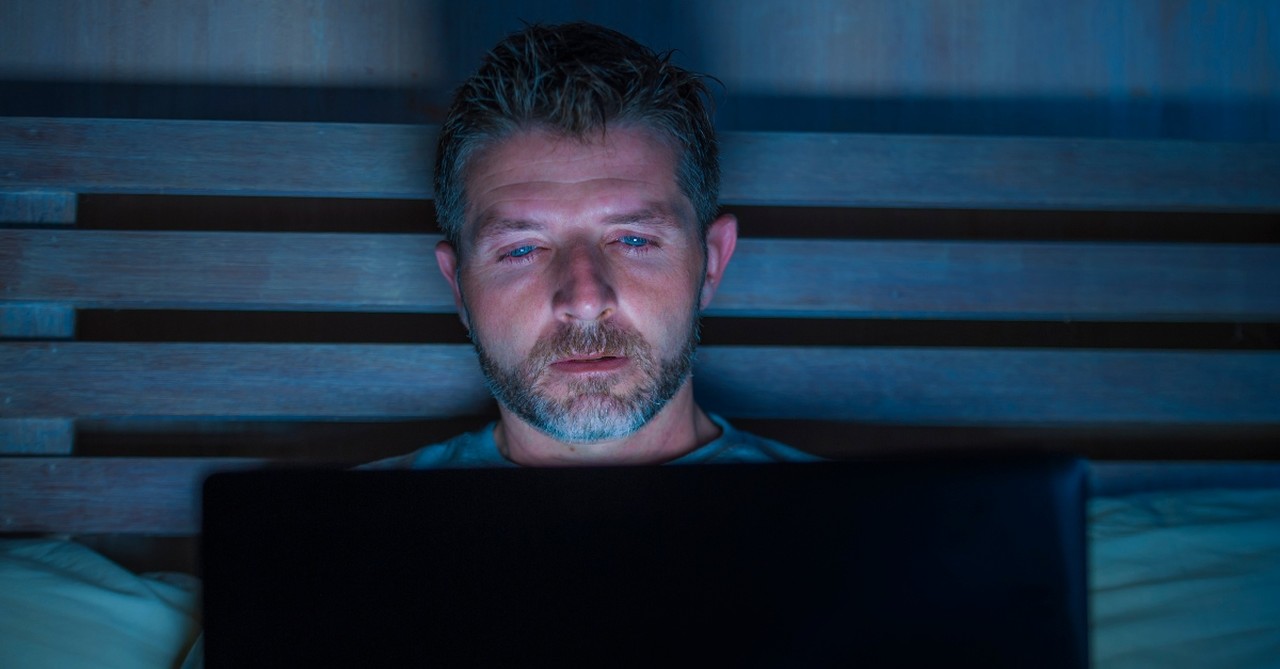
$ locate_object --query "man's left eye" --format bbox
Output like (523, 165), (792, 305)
(506, 245), (536, 258)
(619, 235), (649, 248)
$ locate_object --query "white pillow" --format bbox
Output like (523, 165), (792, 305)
(0, 538), (201, 669)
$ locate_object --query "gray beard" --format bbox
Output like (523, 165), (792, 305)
(472, 315), (699, 444)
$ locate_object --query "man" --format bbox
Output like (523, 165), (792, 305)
(370, 22), (817, 467)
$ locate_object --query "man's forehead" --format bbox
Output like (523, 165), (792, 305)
(466, 126), (677, 184)
(459, 127), (696, 240)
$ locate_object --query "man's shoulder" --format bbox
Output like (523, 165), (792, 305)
(673, 415), (824, 464)
(357, 423), (511, 469)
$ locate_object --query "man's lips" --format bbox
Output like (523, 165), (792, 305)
(549, 355), (629, 373)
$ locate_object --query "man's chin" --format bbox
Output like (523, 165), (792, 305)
(523, 394), (649, 444)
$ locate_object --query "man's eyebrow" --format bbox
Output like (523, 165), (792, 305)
(601, 207), (684, 229)
(471, 216), (545, 244)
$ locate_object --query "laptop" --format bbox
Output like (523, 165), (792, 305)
(202, 457), (1088, 668)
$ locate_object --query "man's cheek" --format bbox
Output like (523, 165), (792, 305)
(488, 325), (541, 368)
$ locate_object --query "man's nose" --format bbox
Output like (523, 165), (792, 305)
(553, 243), (617, 322)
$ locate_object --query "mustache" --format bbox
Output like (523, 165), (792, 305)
(527, 321), (648, 369)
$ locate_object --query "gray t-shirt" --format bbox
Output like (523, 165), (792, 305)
(362, 414), (820, 468)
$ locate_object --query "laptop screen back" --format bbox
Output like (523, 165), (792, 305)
(202, 458), (1087, 668)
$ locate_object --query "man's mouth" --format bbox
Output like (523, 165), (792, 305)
(549, 354), (629, 373)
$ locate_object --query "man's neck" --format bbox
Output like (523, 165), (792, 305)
(494, 384), (721, 466)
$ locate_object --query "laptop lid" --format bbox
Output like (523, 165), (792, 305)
(202, 457), (1087, 668)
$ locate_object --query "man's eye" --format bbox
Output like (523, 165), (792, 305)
(619, 236), (650, 248)
(505, 245), (536, 259)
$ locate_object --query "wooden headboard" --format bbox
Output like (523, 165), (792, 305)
(2, 116), (1278, 539)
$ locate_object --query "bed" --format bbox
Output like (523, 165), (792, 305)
(1, 117), (1278, 667)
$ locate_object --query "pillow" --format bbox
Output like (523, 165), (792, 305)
(1090, 488), (1280, 669)
(0, 538), (201, 669)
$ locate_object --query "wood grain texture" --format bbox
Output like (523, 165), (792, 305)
(0, 343), (493, 419)
(1, 230), (448, 312)
(0, 118), (433, 199)
(5, 230), (1278, 321)
(0, 302), (75, 338)
(694, 347), (1280, 425)
(0, 418), (73, 454)
(0, 457), (263, 534)
(719, 132), (1280, 210)
(715, 238), (1280, 321)
(2, 342), (1276, 425)
(0, 191), (76, 225)
(1090, 462), (1280, 497)
(4, 118), (1278, 210)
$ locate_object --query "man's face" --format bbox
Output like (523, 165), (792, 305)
(436, 126), (733, 444)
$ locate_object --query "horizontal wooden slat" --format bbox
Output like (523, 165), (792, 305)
(4, 117), (1278, 210)
(5, 230), (1278, 320)
(718, 238), (1280, 321)
(1, 230), (447, 313)
(0, 302), (75, 338)
(697, 347), (1280, 425)
(0, 191), (76, 225)
(1090, 462), (1280, 497)
(0, 118), (433, 200)
(1, 343), (1276, 425)
(5, 458), (1280, 536)
(0, 418), (73, 454)
(722, 132), (1280, 211)
(0, 343), (492, 419)
(0, 457), (264, 534)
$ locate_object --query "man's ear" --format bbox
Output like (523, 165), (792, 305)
(699, 212), (738, 310)
(435, 240), (470, 331)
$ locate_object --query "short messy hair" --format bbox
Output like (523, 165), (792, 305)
(433, 22), (720, 249)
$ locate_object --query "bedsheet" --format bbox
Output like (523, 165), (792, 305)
(1090, 486), (1280, 668)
